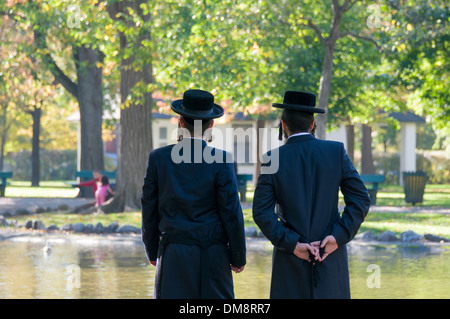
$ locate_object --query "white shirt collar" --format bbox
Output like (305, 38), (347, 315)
(288, 132), (311, 139)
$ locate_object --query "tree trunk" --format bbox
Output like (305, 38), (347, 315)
(361, 124), (376, 174)
(345, 123), (355, 163)
(0, 106), (8, 171)
(315, 43), (335, 140)
(33, 24), (105, 172)
(30, 105), (41, 187)
(112, 96), (153, 211)
(313, 1), (345, 140)
(102, 0), (153, 213)
(254, 118), (266, 185)
(73, 46), (105, 171)
(0, 130), (5, 171)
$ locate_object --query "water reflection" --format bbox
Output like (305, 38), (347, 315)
(347, 244), (450, 299)
(0, 238), (154, 299)
(0, 237), (448, 299)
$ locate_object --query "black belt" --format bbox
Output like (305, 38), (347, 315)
(155, 233), (226, 299)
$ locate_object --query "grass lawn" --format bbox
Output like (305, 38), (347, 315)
(5, 181), (79, 198)
(9, 211), (143, 229)
(242, 209), (449, 238)
(359, 212), (450, 238)
(2, 181), (449, 239)
(7, 209), (449, 239)
(372, 184), (450, 207)
(5, 181), (450, 207)
(245, 184), (450, 208)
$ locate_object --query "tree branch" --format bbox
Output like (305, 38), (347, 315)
(332, 0), (340, 16)
(0, 10), (25, 21)
(1, 8), (78, 98)
(33, 29), (78, 98)
(343, 0), (361, 12)
(338, 31), (382, 51)
(303, 17), (326, 44)
(277, 15), (326, 44)
(341, 0), (352, 12)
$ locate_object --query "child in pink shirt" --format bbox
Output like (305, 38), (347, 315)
(95, 175), (115, 207)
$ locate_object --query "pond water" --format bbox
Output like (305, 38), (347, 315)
(0, 236), (448, 299)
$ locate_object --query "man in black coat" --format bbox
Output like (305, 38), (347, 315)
(141, 89), (246, 299)
(253, 91), (370, 299)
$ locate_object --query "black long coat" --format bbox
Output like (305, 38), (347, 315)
(253, 134), (370, 299)
(141, 138), (246, 299)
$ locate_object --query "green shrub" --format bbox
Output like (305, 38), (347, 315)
(373, 151), (449, 184)
(4, 150), (77, 181)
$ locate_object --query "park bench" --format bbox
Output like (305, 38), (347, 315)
(361, 174), (385, 205)
(237, 174), (252, 202)
(76, 170), (116, 182)
(72, 170), (116, 198)
(0, 171), (13, 197)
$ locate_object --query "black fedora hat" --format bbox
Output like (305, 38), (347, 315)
(171, 89), (224, 119)
(273, 91), (325, 113)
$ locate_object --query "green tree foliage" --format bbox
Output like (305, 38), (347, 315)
(1, 0), (447, 190)
(380, 0), (449, 149)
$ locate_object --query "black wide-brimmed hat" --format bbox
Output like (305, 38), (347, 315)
(171, 89), (224, 119)
(273, 91), (325, 114)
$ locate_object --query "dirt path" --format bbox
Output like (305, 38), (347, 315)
(0, 197), (95, 216)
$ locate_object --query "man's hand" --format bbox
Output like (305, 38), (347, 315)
(231, 265), (245, 273)
(311, 235), (338, 262)
(293, 242), (319, 263)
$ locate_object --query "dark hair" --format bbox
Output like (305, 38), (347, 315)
(179, 116), (213, 141)
(279, 109), (314, 140)
(101, 175), (110, 186)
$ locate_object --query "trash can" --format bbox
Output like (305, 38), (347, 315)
(402, 171), (427, 206)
